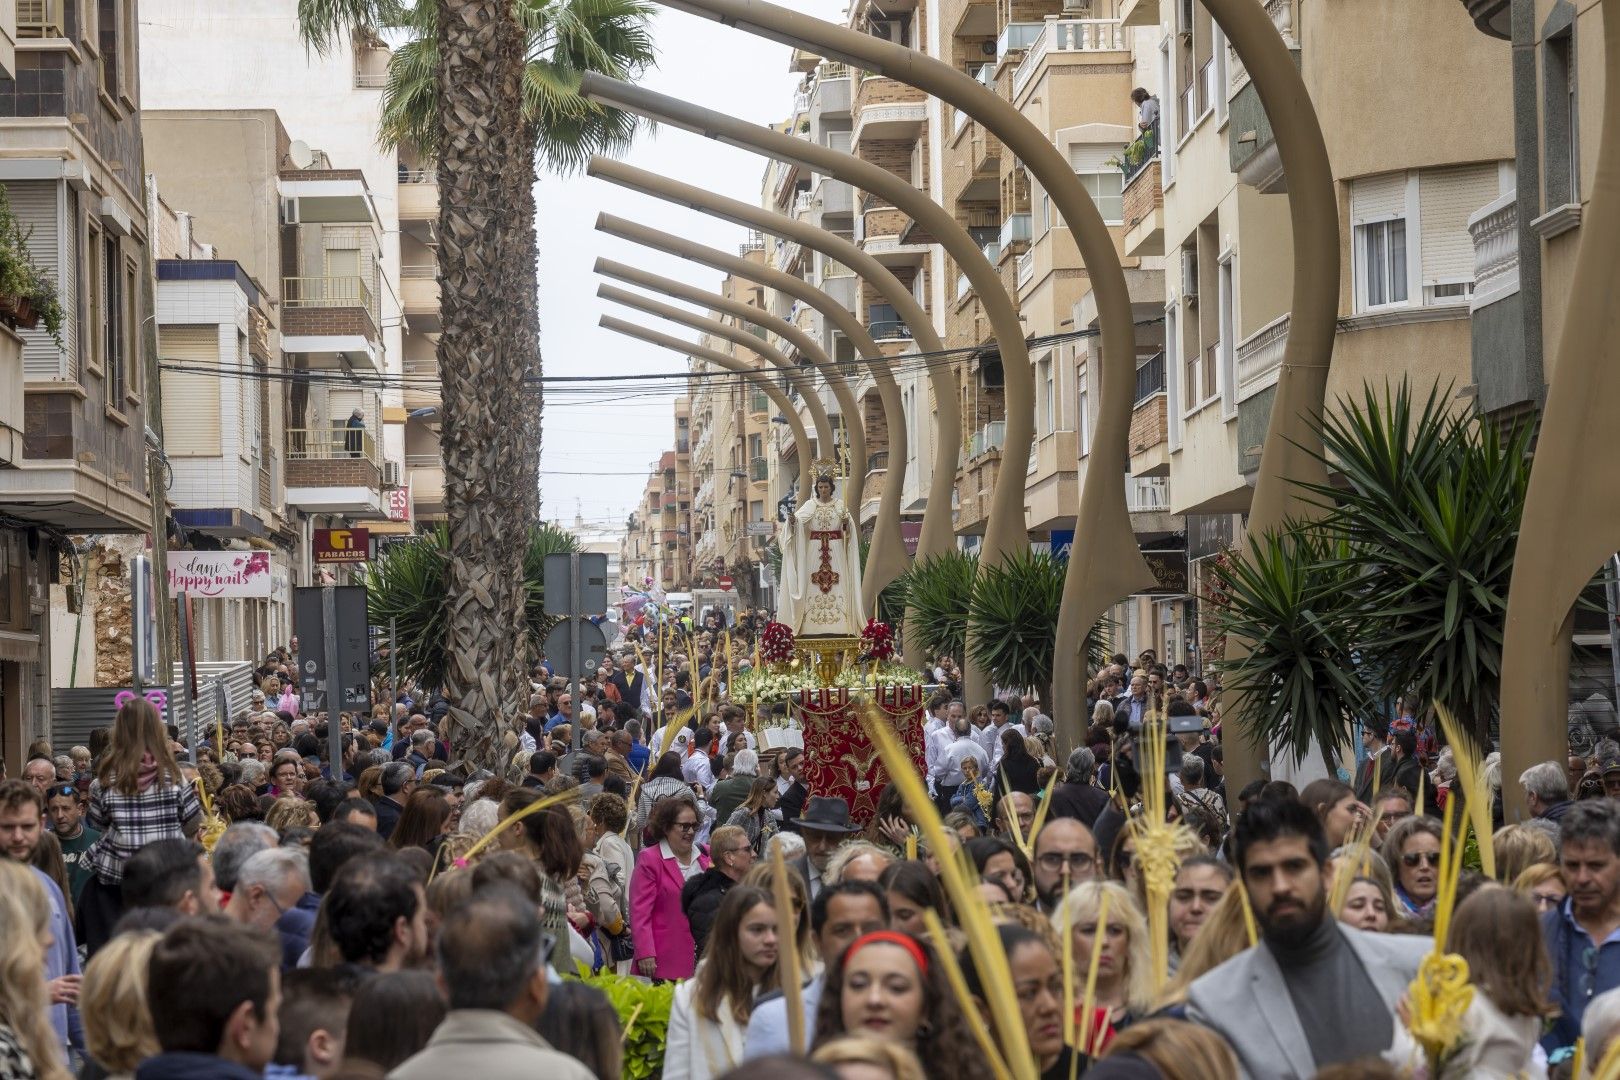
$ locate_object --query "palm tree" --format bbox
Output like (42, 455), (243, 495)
(297, 0), (654, 767)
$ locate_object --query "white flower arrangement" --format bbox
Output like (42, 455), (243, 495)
(729, 660), (928, 709)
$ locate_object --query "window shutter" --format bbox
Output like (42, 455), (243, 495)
(160, 326), (222, 456)
(1350, 172), (1407, 223)
(5, 181), (65, 380)
(1419, 164), (1500, 286)
(1068, 145), (1120, 173)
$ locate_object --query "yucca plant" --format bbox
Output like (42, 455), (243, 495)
(966, 549), (1067, 710)
(365, 523), (579, 691)
(1209, 526), (1378, 771)
(1299, 380), (1533, 748)
(894, 549), (978, 666)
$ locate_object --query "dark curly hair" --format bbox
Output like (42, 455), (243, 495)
(217, 783), (262, 822)
(812, 930), (990, 1077)
(646, 791), (700, 844)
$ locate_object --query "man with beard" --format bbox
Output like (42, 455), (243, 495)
(1186, 796), (1426, 1077)
(1029, 818), (1097, 915)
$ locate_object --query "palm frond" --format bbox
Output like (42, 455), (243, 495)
(297, 0), (395, 54)
(894, 550), (978, 665)
(966, 549), (1067, 699)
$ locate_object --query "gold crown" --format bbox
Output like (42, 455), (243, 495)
(811, 458), (843, 482)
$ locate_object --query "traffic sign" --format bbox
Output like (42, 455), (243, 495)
(543, 617), (608, 679)
(543, 552), (608, 615)
(719, 575), (734, 591)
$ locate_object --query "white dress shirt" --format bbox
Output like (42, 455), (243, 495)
(934, 735), (989, 787)
(982, 720), (1028, 774)
(682, 751), (715, 790)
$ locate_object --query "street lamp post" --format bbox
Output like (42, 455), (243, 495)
(596, 256), (867, 512)
(595, 214), (910, 618)
(599, 315), (815, 495)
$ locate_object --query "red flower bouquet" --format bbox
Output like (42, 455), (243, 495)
(760, 621), (795, 664)
(860, 618), (896, 662)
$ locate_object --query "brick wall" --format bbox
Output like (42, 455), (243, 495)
(283, 306), (378, 341)
(1122, 160), (1162, 234)
(1129, 394), (1167, 455)
(861, 390), (889, 463)
(853, 74), (926, 115)
(285, 458), (381, 489)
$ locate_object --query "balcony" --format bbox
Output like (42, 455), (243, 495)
(1123, 157), (1164, 258)
(999, 213), (1032, 254)
(1134, 352), (1167, 404)
(816, 177), (855, 219)
(401, 264), (441, 331)
(278, 169), (379, 226)
(1129, 394), (1170, 477)
(281, 276), (382, 371)
(405, 455), (446, 518)
(812, 63), (853, 118)
(17, 0), (64, 37)
(861, 206), (929, 267)
(954, 442), (1002, 536)
(969, 123), (1002, 180)
(399, 168), (438, 222)
(1016, 251), (1034, 289)
(851, 76), (927, 146)
(1127, 475), (1171, 513)
(968, 420), (1005, 459)
(1011, 18), (1128, 99)
(0, 325), (22, 467)
(284, 427), (386, 516)
(996, 21), (1045, 63)
(1468, 192), (1519, 312)
(1236, 315), (1289, 403)
(1119, 0), (1159, 28)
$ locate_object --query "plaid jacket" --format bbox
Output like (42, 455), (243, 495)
(84, 776), (203, 884)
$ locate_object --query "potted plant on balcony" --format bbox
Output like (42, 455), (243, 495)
(0, 186), (65, 347)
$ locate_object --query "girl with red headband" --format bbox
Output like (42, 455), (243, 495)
(810, 929), (990, 1076)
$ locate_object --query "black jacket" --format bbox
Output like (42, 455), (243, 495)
(681, 867), (736, 959)
(1392, 755), (1425, 808)
(373, 795), (403, 840)
(779, 780), (808, 832)
(1045, 781), (1111, 828)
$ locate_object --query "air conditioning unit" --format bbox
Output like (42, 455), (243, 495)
(383, 460), (402, 487)
(280, 197), (300, 225)
(1061, 0), (1092, 11)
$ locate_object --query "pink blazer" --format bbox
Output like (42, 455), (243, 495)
(629, 843), (711, 981)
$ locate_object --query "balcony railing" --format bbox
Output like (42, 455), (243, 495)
(981, 238), (1002, 264)
(284, 275), (374, 312)
(1134, 352), (1166, 404)
(867, 451), (889, 472)
(749, 390), (770, 413)
(400, 263), (435, 279)
(996, 21), (1046, 62)
(968, 420), (1006, 459)
(17, 0), (64, 37)
(354, 71), (388, 89)
(999, 213), (1032, 250)
(286, 427), (380, 468)
(1120, 127), (1160, 185)
(750, 456), (769, 482)
(1012, 18), (1127, 98)
(1127, 476), (1171, 513)
(399, 167), (435, 184)
(1016, 251), (1034, 288)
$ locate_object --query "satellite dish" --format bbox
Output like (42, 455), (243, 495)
(288, 140), (314, 169)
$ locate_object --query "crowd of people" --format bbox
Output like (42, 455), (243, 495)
(0, 635), (1616, 1080)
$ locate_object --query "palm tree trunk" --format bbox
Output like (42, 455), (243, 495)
(516, 136), (543, 526)
(436, 0), (530, 767)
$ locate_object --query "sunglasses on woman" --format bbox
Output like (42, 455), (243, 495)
(1401, 851), (1441, 868)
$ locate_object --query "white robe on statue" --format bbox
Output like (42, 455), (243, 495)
(776, 514), (801, 631)
(787, 495), (864, 636)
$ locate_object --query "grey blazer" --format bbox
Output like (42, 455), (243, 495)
(1184, 923), (1430, 1080)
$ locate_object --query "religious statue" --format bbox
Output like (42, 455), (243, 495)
(778, 461), (864, 637)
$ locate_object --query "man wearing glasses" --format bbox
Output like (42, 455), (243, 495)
(46, 784), (99, 904)
(1030, 818), (1098, 915)
(223, 847), (312, 936)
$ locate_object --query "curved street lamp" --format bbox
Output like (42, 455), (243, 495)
(599, 314), (815, 495)
(1499, 3), (1620, 817)
(595, 256), (867, 512)
(594, 213), (910, 619)
(599, 283), (839, 460)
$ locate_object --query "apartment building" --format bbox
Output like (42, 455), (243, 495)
(1138, 0), (1513, 666)
(621, 400), (695, 594)
(0, 0), (157, 758)
(141, 0), (444, 556)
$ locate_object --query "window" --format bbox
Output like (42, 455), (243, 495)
(1039, 355), (1054, 433)
(1078, 172), (1125, 226)
(1217, 255), (1236, 416)
(1164, 302), (1182, 449)
(84, 221), (102, 374)
(1358, 219), (1408, 308)
(1544, 28), (1579, 207)
(103, 236), (124, 404)
(1076, 363), (1090, 455)
(124, 259), (138, 400)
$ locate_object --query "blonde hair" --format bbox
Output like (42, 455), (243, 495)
(265, 796), (313, 834)
(825, 841), (893, 886)
(0, 862), (71, 1080)
(1493, 824), (1557, 884)
(811, 1034), (928, 1080)
(80, 930), (161, 1072)
(1052, 880), (1156, 1016)
(1512, 861), (1568, 898)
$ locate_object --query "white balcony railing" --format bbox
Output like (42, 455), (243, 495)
(1012, 18), (1127, 98)
(1126, 475), (1171, 513)
(1016, 251), (1034, 288)
(1468, 190), (1520, 312)
(957, 273), (971, 300)
(999, 213), (1032, 250)
(968, 420), (1006, 459)
(996, 21), (1046, 62)
(981, 239), (1002, 264)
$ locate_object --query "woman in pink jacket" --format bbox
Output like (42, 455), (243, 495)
(630, 793), (711, 981)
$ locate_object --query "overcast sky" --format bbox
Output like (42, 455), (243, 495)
(536, 2), (846, 534)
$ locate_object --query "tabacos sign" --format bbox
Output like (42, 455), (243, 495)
(314, 528), (371, 564)
(167, 551), (274, 598)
